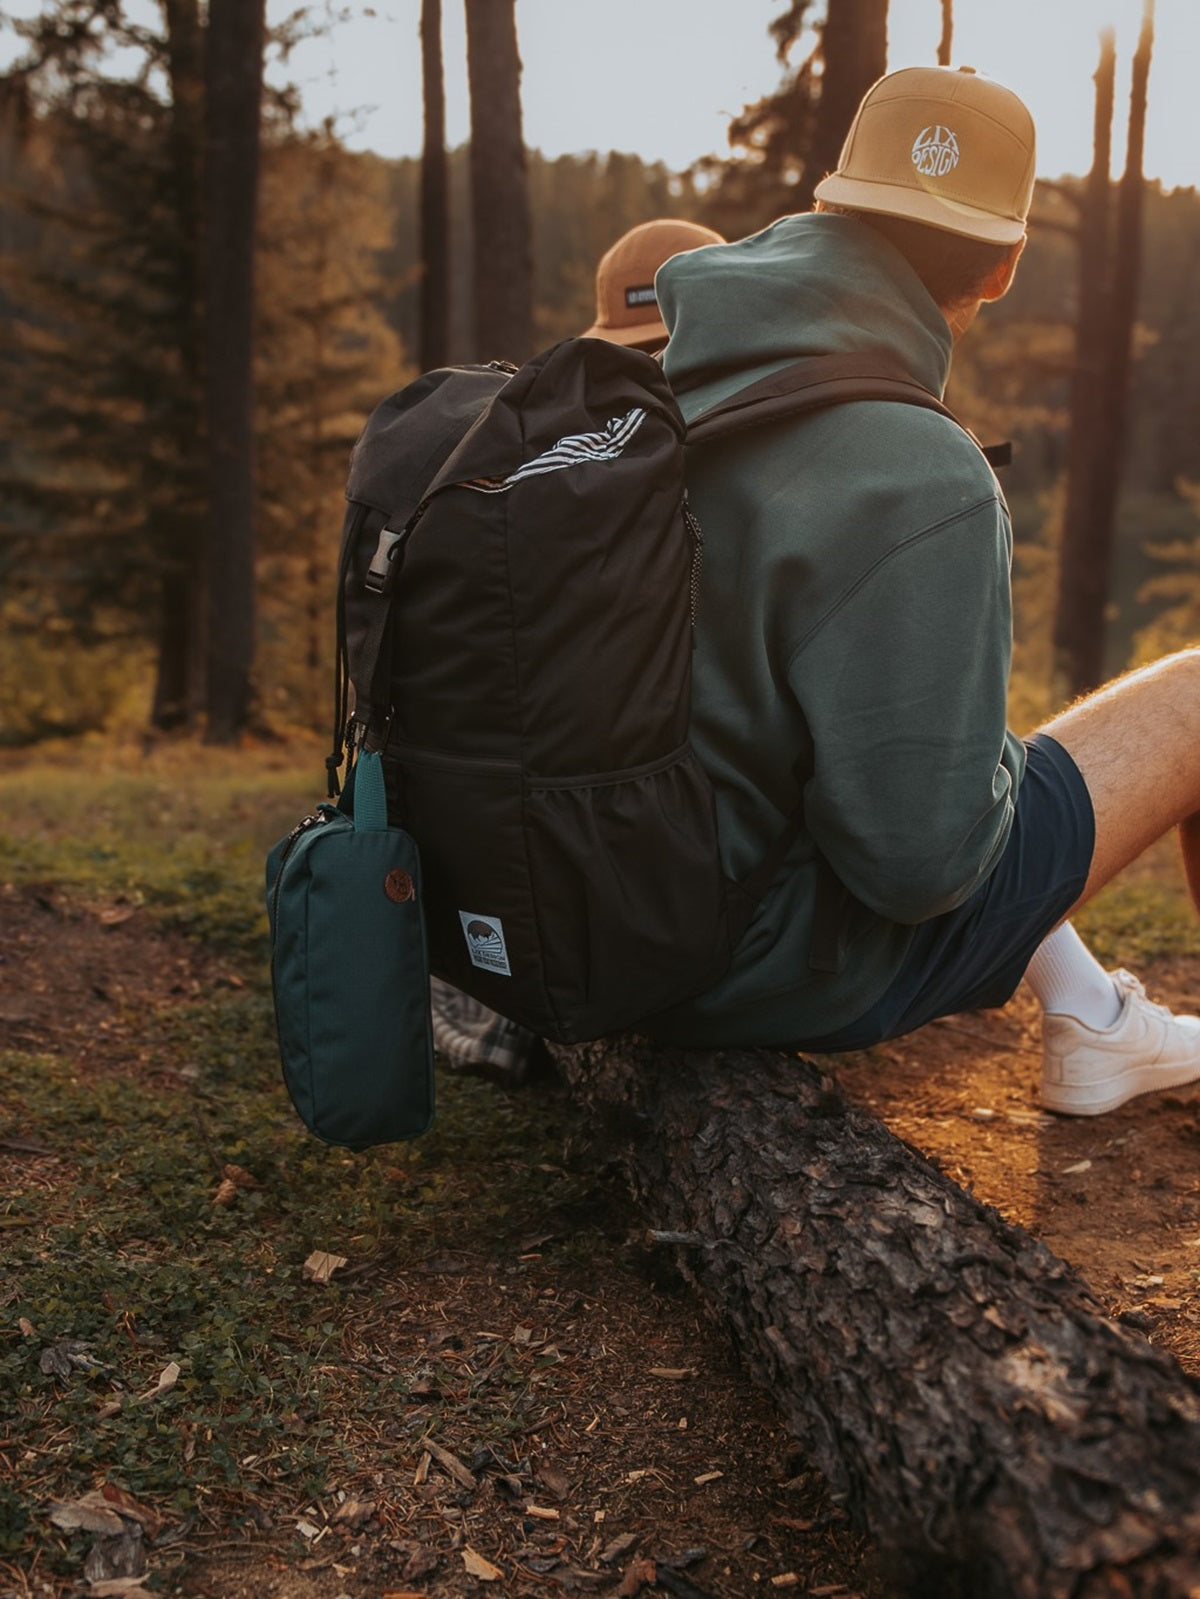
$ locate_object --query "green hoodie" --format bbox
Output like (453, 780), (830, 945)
(647, 211), (1026, 1046)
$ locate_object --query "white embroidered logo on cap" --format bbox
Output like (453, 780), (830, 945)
(911, 125), (960, 179)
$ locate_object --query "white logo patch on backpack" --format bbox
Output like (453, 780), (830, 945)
(465, 407), (648, 494)
(459, 911), (512, 976)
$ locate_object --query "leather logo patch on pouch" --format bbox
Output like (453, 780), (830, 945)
(384, 868), (415, 904)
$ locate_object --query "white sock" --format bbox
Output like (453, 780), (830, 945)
(1025, 922), (1122, 1028)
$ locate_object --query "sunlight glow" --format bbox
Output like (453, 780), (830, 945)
(1, 0), (1196, 188)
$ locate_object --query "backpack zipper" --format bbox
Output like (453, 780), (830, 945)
(682, 499), (703, 635)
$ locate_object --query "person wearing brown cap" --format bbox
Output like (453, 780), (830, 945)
(429, 216), (722, 1080)
(646, 65), (1200, 1118)
(582, 218), (725, 352)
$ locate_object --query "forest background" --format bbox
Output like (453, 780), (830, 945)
(0, 0), (1197, 752)
(6, 6), (1200, 1592)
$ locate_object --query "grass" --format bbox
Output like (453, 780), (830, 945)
(0, 737), (618, 1590)
(4, 734), (1200, 1591)
(0, 735), (327, 958)
(1071, 834), (1200, 969)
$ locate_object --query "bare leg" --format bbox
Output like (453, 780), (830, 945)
(1180, 811), (1200, 912)
(1038, 648), (1200, 916)
(1034, 650), (1200, 1114)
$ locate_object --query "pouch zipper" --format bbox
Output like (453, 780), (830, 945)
(270, 809), (332, 930)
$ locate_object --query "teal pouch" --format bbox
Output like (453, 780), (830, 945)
(266, 750), (435, 1149)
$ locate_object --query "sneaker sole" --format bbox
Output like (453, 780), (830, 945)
(1040, 1058), (1200, 1116)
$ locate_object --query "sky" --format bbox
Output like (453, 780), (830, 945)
(269, 0), (1199, 189)
(1, 1), (1196, 189)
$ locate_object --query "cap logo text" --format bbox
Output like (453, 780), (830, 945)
(624, 284), (658, 308)
(911, 125), (960, 179)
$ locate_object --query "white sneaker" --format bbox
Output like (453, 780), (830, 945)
(1040, 969), (1200, 1116)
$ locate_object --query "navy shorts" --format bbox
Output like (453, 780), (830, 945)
(807, 732), (1095, 1051)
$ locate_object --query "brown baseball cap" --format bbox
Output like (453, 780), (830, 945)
(582, 218), (725, 348)
(813, 66), (1036, 245)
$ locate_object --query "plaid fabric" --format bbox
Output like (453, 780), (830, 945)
(430, 977), (540, 1085)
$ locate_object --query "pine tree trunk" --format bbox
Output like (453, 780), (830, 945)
(151, 0), (206, 732)
(1084, 0), (1154, 686)
(419, 0), (450, 372)
(201, 0), (266, 743)
(464, 0), (533, 363)
(1053, 10), (1154, 699)
(796, 0), (888, 213)
(150, 567), (193, 731)
(937, 0), (953, 65)
(552, 1034), (1200, 1596)
(1052, 31), (1115, 697)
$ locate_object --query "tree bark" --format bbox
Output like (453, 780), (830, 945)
(151, 0), (206, 732)
(201, 0), (266, 743)
(419, 0), (450, 372)
(795, 0), (888, 213)
(1082, 0), (1154, 684)
(937, 0), (953, 66)
(1052, 30), (1115, 698)
(552, 1034), (1200, 1597)
(464, 0), (533, 363)
(1053, 9), (1155, 699)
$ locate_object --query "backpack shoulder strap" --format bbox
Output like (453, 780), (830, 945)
(683, 352), (1010, 467)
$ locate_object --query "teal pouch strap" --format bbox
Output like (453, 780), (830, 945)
(349, 749), (389, 832)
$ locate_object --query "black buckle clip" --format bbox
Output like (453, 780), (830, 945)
(365, 525), (407, 593)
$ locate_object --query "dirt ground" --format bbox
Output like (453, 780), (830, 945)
(829, 959), (1200, 1379)
(5, 884), (1200, 1598)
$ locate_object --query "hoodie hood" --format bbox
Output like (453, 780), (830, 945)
(656, 211), (953, 419)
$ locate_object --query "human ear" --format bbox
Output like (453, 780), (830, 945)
(981, 236), (1027, 303)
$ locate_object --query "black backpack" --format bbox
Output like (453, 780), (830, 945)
(330, 336), (975, 1043)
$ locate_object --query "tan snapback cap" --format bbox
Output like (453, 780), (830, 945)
(813, 65), (1035, 244)
(583, 218), (725, 347)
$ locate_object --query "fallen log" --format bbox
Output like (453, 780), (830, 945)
(550, 1036), (1200, 1598)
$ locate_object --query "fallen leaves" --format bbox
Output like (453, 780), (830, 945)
(45, 1485), (163, 1591)
(49, 1485), (163, 1540)
(599, 1530), (639, 1565)
(331, 1497), (377, 1527)
(212, 1162), (262, 1208)
(617, 1556), (657, 1596)
(98, 905), (138, 928)
(461, 1544), (504, 1581)
(97, 1361), (181, 1421)
(420, 1435), (478, 1491)
(49, 1498), (126, 1536)
(38, 1338), (109, 1380)
(302, 1249), (348, 1284)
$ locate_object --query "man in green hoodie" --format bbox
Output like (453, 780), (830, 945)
(649, 64), (1200, 1119)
